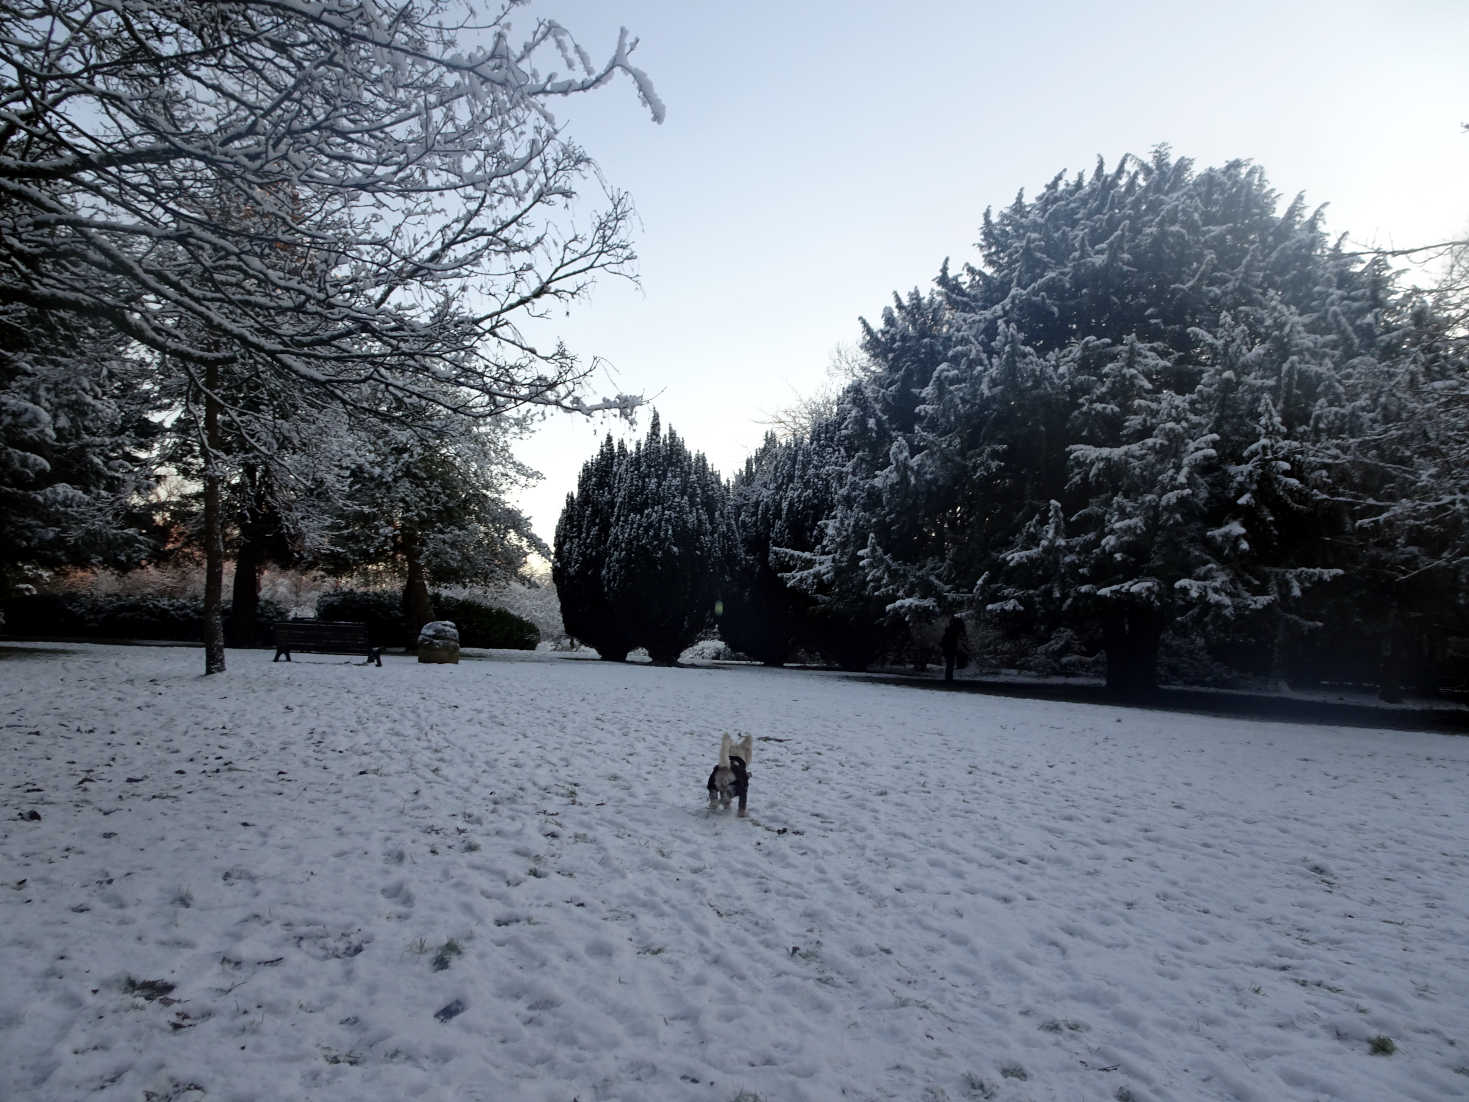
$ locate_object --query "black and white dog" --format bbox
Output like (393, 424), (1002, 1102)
(706, 733), (752, 817)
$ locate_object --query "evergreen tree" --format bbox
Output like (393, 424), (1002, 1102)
(553, 435), (635, 661)
(0, 302), (163, 589)
(601, 414), (734, 665)
(828, 150), (1395, 694)
(319, 403), (544, 644)
(766, 411), (891, 670)
(1316, 292), (1469, 698)
(554, 416), (733, 665)
(721, 431), (833, 665)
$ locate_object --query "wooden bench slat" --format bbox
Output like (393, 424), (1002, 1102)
(272, 621), (381, 666)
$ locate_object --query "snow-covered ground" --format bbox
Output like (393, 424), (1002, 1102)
(3, 642), (1467, 1102)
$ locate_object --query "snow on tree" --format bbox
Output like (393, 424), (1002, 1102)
(0, 301), (163, 588)
(315, 398), (546, 644)
(770, 406), (895, 670)
(600, 413), (734, 665)
(720, 431), (829, 666)
(553, 434), (635, 661)
(554, 415), (732, 666)
(0, 1), (660, 672)
(809, 149), (1417, 694)
(1315, 291), (1469, 698)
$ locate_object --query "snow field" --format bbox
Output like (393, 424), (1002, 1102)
(2, 642), (1467, 1101)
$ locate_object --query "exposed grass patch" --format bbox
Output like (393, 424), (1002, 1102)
(123, 977), (176, 1001)
(431, 938), (464, 972)
(1369, 1034), (1396, 1055)
(961, 1072), (996, 1099)
(1038, 1017), (1088, 1033)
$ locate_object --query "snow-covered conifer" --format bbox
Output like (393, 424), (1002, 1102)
(553, 435), (634, 661)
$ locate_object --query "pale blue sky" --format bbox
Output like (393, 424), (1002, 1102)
(513, 0), (1468, 547)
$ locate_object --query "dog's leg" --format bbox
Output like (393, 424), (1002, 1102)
(731, 758), (749, 818)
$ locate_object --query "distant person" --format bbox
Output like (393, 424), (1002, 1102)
(941, 615), (968, 682)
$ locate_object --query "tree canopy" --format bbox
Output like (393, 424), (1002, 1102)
(554, 414), (732, 665)
(750, 149), (1468, 693)
(1, 1), (661, 669)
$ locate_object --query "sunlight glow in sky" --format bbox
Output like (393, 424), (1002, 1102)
(510, 0), (1469, 549)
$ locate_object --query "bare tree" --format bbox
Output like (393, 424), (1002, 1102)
(1, 1), (662, 671)
(757, 342), (877, 440)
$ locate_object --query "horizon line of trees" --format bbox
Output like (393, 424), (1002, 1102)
(555, 149), (1469, 699)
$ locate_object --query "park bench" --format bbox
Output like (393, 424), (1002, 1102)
(272, 620), (382, 666)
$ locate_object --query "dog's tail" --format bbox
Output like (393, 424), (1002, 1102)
(719, 732), (752, 768)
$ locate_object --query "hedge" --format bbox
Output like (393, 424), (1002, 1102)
(315, 589), (539, 650)
(0, 593), (286, 646)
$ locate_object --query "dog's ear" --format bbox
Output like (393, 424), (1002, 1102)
(719, 732), (732, 769)
(735, 734), (753, 764)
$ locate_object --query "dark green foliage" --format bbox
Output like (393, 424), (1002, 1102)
(554, 415), (733, 665)
(715, 149), (1469, 695)
(726, 420), (892, 671)
(0, 304), (164, 579)
(314, 589), (538, 650)
(431, 595), (539, 650)
(552, 435), (635, 661)
(720, 434), (814, 665)
(0, 593), (284, 646)
(315, 591), (406, 647)
(792, 149), (1450, 694)
(602, 415), (734, 664)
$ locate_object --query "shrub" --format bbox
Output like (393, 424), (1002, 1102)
(315, 590), (406, 648)
(96, 594), (202, 641)
(223, 599), (289, 647)
(313, 589), (539, 650)
(432, 594), (539, 650)
(0, 592), (285, 645)
(0, 592), (75, 637)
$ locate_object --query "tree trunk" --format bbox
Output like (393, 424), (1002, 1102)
(400, 526), (433, 647)
(1413, 626), (1443, 699)
(1102, 606), (1162, 698)
(201, 364), (226, 674)
(1266, 583), (1289, 693)
(1378, 607), (1407, 703)
(231, 531), (261, 648)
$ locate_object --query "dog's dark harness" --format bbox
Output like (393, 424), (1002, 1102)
(707, 753), (748, 815)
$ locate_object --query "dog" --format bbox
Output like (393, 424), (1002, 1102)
(706, 733), (752, 817)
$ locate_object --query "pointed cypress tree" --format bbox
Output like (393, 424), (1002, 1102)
(601, 413), (734, 664)
(553, 435), (635, 661)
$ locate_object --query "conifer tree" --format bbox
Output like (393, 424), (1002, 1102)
(721, 431), (836, 665)
(553, 435), (634, 661)
(319, 401), (544, 644)
(601, 414), (734, 665)
(0, 302), (163, 586)
(819, 150), (1394, 694)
